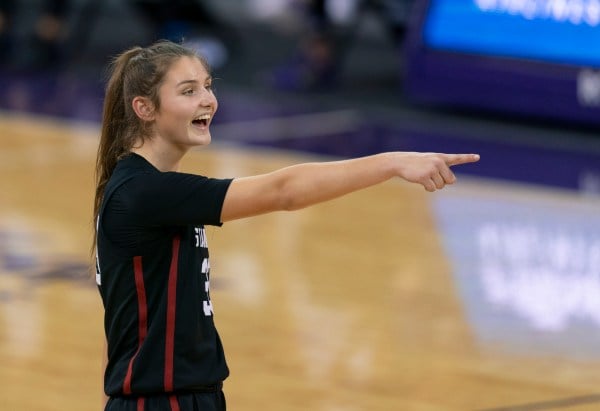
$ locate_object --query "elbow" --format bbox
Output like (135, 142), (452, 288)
(278, 185), (305, 211)
(279, 193), (301, 211)
(269, 169), (310, 212)
(282, 201), (303, 212)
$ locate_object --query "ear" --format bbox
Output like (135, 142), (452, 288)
(132, 96), (155, 121)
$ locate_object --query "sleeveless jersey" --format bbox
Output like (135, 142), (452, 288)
(96, 153), (232, 396)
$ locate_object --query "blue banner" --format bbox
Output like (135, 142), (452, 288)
(423, 0), (600, 67)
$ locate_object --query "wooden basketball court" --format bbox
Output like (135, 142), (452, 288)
(2, 112), (600, 410)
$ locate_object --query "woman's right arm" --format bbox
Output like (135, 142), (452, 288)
(220, 151), (479, 222)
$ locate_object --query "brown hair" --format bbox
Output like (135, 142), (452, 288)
(93, 40), (210, 248)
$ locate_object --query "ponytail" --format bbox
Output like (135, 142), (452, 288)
(93, 47), (141, 228)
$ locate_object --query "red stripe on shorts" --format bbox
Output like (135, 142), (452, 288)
(169, 395), (180, 411)
(123, 256), (148, 395)
(137, 397), (145, 411)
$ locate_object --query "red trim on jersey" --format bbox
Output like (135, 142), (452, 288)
(137, 397), (145, 411)
(164, 235), (181, 392)
(123, 256), (148, 395)
(169, 395), (181, 411)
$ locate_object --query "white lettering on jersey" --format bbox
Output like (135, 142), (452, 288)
(194, 227), (208, 248)
(203, 300), (214, 316)
(95, 253), (101, 286)
(201, 257), (210, 274)
(95, 217), (101, 285)
(201, 257), (213, 316)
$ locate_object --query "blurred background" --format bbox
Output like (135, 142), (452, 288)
(1, 0), (599, 189)
(1, 0), (600, 410)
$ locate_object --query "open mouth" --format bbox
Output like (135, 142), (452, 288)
(192, 114), (211, 128)
(192, 118), (208, 127)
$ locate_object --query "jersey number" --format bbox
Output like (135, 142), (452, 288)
(201, 257), (213, 316)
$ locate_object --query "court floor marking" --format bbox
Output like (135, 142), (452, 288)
(480, 393), (600, 410)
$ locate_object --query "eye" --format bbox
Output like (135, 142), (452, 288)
(205, 83), (213, 92)
(183, 88), (196, 96)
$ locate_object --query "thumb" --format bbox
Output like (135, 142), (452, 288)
(444, 153), (480, 167)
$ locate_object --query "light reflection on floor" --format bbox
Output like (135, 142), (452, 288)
(434, 179), (600, 359)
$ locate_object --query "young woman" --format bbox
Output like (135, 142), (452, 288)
(94, 40), (479, 411)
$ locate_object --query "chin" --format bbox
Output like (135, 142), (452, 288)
(191, 133), (211, 147)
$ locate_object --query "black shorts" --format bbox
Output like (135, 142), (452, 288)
(105, 390), (226, 411)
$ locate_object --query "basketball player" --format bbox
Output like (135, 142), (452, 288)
(93, 40), (479, 411)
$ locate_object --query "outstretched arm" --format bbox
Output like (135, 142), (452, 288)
(220, 152), (479, 222)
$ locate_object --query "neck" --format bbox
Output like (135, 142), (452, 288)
(131, 140), (186, 172)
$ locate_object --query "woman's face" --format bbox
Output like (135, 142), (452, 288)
(151, 56), (218, 151)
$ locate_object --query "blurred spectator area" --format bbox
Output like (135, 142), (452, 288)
(0, 0), (413, 124)
(1, 0), (408, 88)
(0, 0), (598, 195)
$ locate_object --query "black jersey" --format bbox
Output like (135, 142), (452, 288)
(96, 153), (232, 397)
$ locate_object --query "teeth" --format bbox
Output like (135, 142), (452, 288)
(194, 114), (211, 121)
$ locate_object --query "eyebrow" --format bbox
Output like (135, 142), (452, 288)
(176, 77), (213, 87)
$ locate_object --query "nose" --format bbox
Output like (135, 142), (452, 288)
(199, 87), (217, 109)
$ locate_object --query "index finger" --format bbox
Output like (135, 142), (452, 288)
(444, 153), (480, 167)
